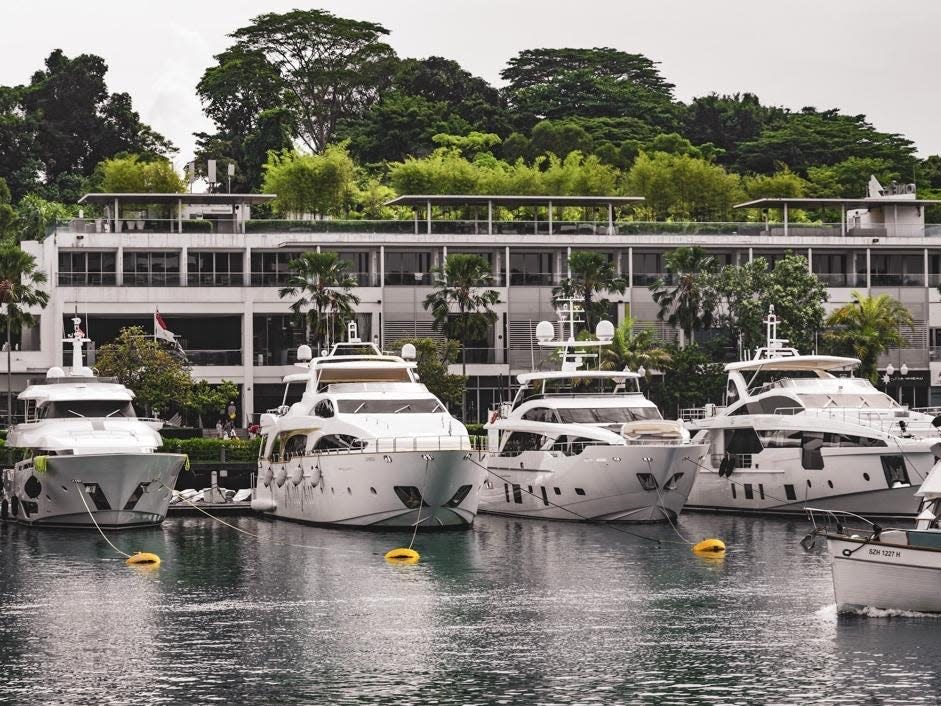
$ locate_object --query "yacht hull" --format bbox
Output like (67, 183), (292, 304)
(479, 443), (708, 522)
(1, 453), (185, 529)
(686, 447), (935, 519)
(253, 449), (487, 528)
(827, 536), (941, 613)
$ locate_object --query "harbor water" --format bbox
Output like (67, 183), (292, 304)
(1, 513), (939, 704)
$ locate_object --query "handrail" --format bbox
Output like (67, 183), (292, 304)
(265, 435), (482, 461)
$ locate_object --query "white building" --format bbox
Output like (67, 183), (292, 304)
(10, 183), (941, 425)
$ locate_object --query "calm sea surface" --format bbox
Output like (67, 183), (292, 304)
(1, 512), (938, 705)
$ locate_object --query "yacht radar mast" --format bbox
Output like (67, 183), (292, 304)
(63, 316), (93, 375)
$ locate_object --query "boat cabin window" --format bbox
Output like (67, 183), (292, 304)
(881, 455), (910, 487)
(556, 407), (661, 424)
(724, 428), (763, 455)
(283, 434), (308, 457)
(314, 400), (335, 418)
(41, 400), (135, 419)
(549, 435), (597, 456)
(725, 379), (739, 406)
(500, 432), (548, 456)
(737, 395), (802, 415)
(796, 393), (898, 409)
(801, 432), (826, 470)
(522, 407), (557, 423)
(313, 434), (368, 451)
(335, 399), (444, 414)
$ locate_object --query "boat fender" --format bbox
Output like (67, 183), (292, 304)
(10, 496), (18, 517)
(33, 456), (48, 473)
(1, 497), (7, 520)
(250, 497), (277, 513)
(274, 466), (288, 488)
(126, 552), (161, 567)
(932, 415), (941, 428)
(384, 547), (420, 564)
(692, 538), (726, 555)
(261, 467), (273, 487)
(290, 464), (304, 486)
(309, 465), (322, 486)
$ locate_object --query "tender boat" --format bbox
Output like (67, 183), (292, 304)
(251, 324), (486, 528)
(683, 308), (937, 518)
(803, 458), (941, 613)
(1, 318), (186, 528)
(481, 302), (709, 522)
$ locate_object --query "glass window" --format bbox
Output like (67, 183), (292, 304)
(509, 252), (554, 285)
(500, 432), (548, 456)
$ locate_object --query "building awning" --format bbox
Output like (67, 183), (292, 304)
(386, 194), (644, 207)
(735, 197), (941, 209)
(78, 193), (277, 206)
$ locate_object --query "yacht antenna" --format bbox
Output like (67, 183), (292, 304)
(764, 305), (778, 349)
(63, 315), (91, 372)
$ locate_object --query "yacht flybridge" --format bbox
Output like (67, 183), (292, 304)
(1, 318), (186, 528)
(683, 308), (938, 518)
(251, 323), (486, 528)
(481, 302), (709, 522)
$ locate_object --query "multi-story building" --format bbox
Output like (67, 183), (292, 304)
(10, 182), (941, 425)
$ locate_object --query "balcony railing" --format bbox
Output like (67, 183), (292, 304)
(184, 349), (242, 366)
(385, 272), (434, 286)
(811, 273), (867, 287)
(55, 218), (941, 238)
(508, 272), (559, 286)
(870, 273), (926, 287)
(186, 273), (244, 287)
(250, 271), (377, 287)
(124, 272), (181, 287)
(57, 272), (117, 286)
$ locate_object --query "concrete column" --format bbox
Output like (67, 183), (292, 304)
(807, 247), (813, 274)
(179, 246), (188, 287)
(548, 201), (553, 236)
(628, 246), (634, 288)
(925, 248), (929, 289)
(866, 248), (871, 290)
(488, 201), (493, 235)
(116, 246), (124, 286)
(608, 203), (614, 235)
(241, 302), (254, 427)
(748, 247), (754, 263)
(114, 197), (120, 233)
(243, 246), (252, 286)
(426, 200), (432, 235)
(841, 204), (846, 237)
(783, 203), (789, 237)
(177, 199), (183, 233)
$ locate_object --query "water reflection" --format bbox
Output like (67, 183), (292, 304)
(0, 513), (938, 703)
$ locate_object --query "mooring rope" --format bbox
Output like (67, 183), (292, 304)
(72, 480), (132, 559)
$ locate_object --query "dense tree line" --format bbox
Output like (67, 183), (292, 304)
(1, 7), (940, 226)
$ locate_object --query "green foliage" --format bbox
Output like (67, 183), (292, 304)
(0, 245), (50, 343)
(278, 251), (361, 348)
(94, 154), (184, 193)
(601, 316), (672, 376)
(553, 250), (626, 332)
(806, 157), (899, 198)
(659, 343), (726, 417)
(650, 246), (718, 343)
(711, 253), (828, 353)
(15, 193), (73, 241)
(230, 9), (397, 152)
(185, 379), (240, 429)
(95, 326), (192, 416)
(683, 93), (776, 167)
(391, 337), (465, 409)
(742, 168), (807, 199)
(262, 146), (357, 216)
(158, 436), (261, 463)
(823, 291), (914, 383)
(626, 152), (745, 221)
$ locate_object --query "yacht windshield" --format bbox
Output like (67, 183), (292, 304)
(42, 400), (135, 419)
(796, 393), (899, 409)
(556, 407), (661, 424)
(336, 399), (444, 414)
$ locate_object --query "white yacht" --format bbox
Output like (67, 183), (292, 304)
(1, 318), (186, 528)
(251, 324), (486, 528)
(480, 305), (709, 522)
(683, 308), (938, 518)
(803, 459), (941, 613)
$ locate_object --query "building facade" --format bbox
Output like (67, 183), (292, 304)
(10, 185), (941, 425)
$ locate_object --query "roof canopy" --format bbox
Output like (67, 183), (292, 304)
(726, 355), (861, 373)
(386, 195), (643, 208)
(735, 197), (941, 209)
(78, 193), (276, 206)
(518, 370), (641, 384)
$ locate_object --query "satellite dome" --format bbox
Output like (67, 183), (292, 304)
(535, 320), (555, 343)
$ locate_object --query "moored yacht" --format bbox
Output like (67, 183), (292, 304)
(683, 308), (937, 518)
(803, 458), (941, 613)
(481, 304), (709, 522)
(251, 324), (486, 528)
(1, 318), (186, 528)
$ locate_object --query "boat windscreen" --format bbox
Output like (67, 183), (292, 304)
(796, 393), (899, 409)
(336, 399), (444, 414)
(556, 407), (661, 424)
(41, 400), (136, 419)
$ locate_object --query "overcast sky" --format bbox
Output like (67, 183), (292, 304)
(2, 0), (939, 167)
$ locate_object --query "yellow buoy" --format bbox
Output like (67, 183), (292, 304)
(692, 538), (726, 555)
(384, 547), (420, 564)
(126, 552), (161, 567)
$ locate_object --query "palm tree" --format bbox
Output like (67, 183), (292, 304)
(278, 252), (360, 350)
(552, 251), (626, 333)
(601, 316), (672, 379)
(824, 290), (914, 383)
(423, 254), (500, 419)
(650, 246), (718, 346)
(0, 245), (50, 425)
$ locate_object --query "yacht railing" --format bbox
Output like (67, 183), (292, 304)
(270, 435), (483, 461)
(679, 406), (726, 421)
(710, 453), (753, 469)
(774, 406), (940, 436)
